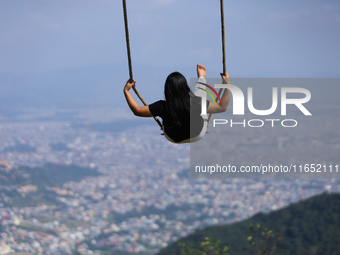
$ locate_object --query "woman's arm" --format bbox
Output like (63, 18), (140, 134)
(124, 79), (154, 117)
(196, 64), (230, 113)
(207, 73), (230, 114)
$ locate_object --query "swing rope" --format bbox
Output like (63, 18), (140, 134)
(122, 0), (163, 129)
(220, 0), (227, 75)
(207, 0), (226, 126)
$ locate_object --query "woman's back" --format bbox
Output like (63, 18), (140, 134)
(149, 95), (204, 143)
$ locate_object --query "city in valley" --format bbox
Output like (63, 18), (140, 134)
(0, 109), (339, 255)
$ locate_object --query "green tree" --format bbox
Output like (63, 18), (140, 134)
(179, 225), (282, 255)
(179, 237), (229, 255)
(247, 224), (282, 255)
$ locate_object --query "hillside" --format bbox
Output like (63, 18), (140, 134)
(0, 163), (100, 207)
(157, 192), (340, 255)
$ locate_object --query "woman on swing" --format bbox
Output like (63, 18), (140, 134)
(124, 64), (230, 143)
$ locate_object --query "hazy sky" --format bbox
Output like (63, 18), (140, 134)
(0, 0), (339, 109)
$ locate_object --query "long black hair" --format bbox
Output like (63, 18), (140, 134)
(164, 72), (194, 127)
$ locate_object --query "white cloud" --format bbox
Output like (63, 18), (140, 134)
(153, 0), (178, 5)
(267, 10), (312, 22)
(324, 4), (334, 11)
(188, 48), (214, 59)
(27, 11), (62, 31)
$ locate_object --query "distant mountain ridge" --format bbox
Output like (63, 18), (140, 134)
(157, 192), (340, 255)
(0, 62), (179, 111)
(0, 65), (117, 109)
